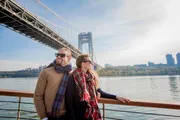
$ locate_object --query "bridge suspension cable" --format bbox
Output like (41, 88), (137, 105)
(34, 0), (99, 66)
(34, 14), (79, 34)
(33, 0), (86, 51)
(93, 50), (98, 64)
(34, 0), (83, 32)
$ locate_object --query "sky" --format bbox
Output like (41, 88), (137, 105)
(1, 0), (180, 71)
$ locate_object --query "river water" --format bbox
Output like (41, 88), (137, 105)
(0, 75), (180, 120)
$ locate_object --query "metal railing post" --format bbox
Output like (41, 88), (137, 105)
(17, 97), (21, 120)
(102, 103), (105, 120)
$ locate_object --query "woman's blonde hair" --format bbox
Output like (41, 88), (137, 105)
(89, 69), (99, 89)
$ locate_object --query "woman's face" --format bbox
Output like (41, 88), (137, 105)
(82, 57), (93, 70)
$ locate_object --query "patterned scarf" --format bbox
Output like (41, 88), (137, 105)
(73, 68), (102, 120)
(47, 60), (72, 117)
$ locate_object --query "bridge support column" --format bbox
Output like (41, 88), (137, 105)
(78, 32), (93, 61)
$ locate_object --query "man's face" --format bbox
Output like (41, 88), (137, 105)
(55, 49), (70, 66)
(82, 57), (93, 70)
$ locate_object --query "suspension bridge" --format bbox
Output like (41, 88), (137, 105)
(0, 0), (97, 64)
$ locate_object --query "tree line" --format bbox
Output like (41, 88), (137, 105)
(0, 69), (40, 78)
(96, 66), (180, 76)
(1, 66), (180, 78)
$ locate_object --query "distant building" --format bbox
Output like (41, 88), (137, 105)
(166, 54), (175, 66)
(155, 63), (167, 67)
(134, 64), (147, 67)
(148, 61), (154, 67)
(148, 61), (167, 67)
(176, 52), (180, 66)
(105, 64), (113, 68)
(39, 65), (46, 71)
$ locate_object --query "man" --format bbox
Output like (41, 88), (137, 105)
(34, 47), (72, 120)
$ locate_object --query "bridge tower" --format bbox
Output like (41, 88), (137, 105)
(78, 32), (93, 61)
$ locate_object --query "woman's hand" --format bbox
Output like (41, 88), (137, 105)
(116, 96), (130, 103)
(97, 92), (101, 99)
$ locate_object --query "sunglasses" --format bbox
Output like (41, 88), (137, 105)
(83, 60), (93, 65)
(55, 53), (66, 58)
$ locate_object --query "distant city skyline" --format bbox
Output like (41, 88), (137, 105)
(147, 53), (180, 67)
(105, 52), (180, 68)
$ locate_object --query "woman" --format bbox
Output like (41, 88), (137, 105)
(65, 54), (130, 120)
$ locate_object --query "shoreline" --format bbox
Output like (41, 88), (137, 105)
(1, 74), (180, 78)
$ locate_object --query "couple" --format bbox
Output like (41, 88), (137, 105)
(34, 47), (130, 120)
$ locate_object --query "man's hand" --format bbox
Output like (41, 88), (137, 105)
(116, 96), (130, 103)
